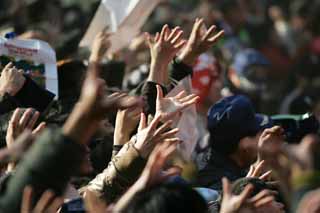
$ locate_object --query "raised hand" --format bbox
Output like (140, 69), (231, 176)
(258, 126), (285, 162)
(246, 160), (272, 181)
(178, 18), (224, 66)
(136, 139), (181, 188)
(220, 177), (254, 213)
(114, 106), (142, 146)
(89, 28), (112, 63)
(63, 60), (143, 145)
(220, 178), (275, 213)
(21, 186), (64, 213)
(146, 25), (186, 84)
(155, 85), (199, 122)
(113, 139), (181, 212)
(6, 108), (46, 148)
(0, 62), (26, 96)
(133, 113), (180, 158)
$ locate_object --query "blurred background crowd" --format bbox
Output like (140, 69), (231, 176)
(0, 0), (320, 212)
(1, 0), (320, 116)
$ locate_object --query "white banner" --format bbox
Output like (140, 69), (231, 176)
(80, 0), (161, 54)
(166, 77), (199, 161)
(0, 37), (58, 97)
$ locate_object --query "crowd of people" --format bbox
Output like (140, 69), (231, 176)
(0, 0), (319, 212)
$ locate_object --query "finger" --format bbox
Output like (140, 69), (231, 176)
(238, 184), (254, 204)
(27, 111), (40, 130)
(203, 25), (217, 40)
(169, 28), (183, 43)
(160, 25), (168, 42)
(208, 30), (224, 43)
(138, 113), (147, 131)
(46, 197), (64, 213)
(167, 27), (180, 39)
(34, 190), (55, 212)
(19, 108), (34, 131)
(149, 115), (162, 132)
(164, 26), (171, 41)
(155, 32), (160, 42)
(252, 160), (265, 177)
(259, 170), (272, 181)
(180, 96), (199, 108)
(174, 40), (187, 50)
(21, 186), (33, 213)
(156, 85), (164, 101)
(222, 177), (231, 195)
(158, 129), (180, 141)
(253, 196), (274, 208)
(32, 122), (46, 135)
(174, 90), (187, 99)
(3, 62), (13, 72)
(153, 120), (173, 137)
(9, 108), (22, 129)
(179, 94), (198, 102)
(249, 190), (277, 203)
(193, 18), (204, 36)
(246, 165), (254, 177)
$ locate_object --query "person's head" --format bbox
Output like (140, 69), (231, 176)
(228, 49), (271, 97)
(231, 177), (285, 213)
(207, 95), (273, 167)
(192, 53), (223, 108)
(123, 183), (208, 213)
(218, 0), (246, 29)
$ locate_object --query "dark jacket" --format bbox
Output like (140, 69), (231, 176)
(195, 149), (247, 191)
(0, 128), (84, 213)
(0, 76), (55, 115)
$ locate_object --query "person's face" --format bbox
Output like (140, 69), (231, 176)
(255, 201), (285, 213)
(238, 132), (262, 166)
(205, 73), (223, 106)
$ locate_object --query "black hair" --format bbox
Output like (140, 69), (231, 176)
(57, 60), (86, 102)
(231, 177), (283, 204)
(123, 183), (208, 213)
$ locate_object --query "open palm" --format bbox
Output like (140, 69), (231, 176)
(155, 85), (199, 122)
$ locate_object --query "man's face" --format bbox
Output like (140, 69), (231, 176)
(238, 132), (263, 166)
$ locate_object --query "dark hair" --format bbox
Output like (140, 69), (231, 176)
(57, 60), (86, 101)
(231, 177), (272, 197)
(123, 183), (208, 213)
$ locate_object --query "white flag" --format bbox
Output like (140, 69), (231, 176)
(166, 77), (199, 161)
(80, 0), (161, 54)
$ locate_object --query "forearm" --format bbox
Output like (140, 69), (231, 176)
(147, 60), (167, 84)
(87, 142), (146, 203)
(63, 103), (99, 145)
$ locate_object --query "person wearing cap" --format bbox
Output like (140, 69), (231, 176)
(222, 48), (273, 113)
(195, 95), (273, 191)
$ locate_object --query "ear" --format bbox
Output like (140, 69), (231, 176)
(228, 68), (241, 88)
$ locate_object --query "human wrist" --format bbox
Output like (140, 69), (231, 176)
(178, 48), (197, 66)
(148, 60), (166, 83)
(63, 103), (99, 144)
